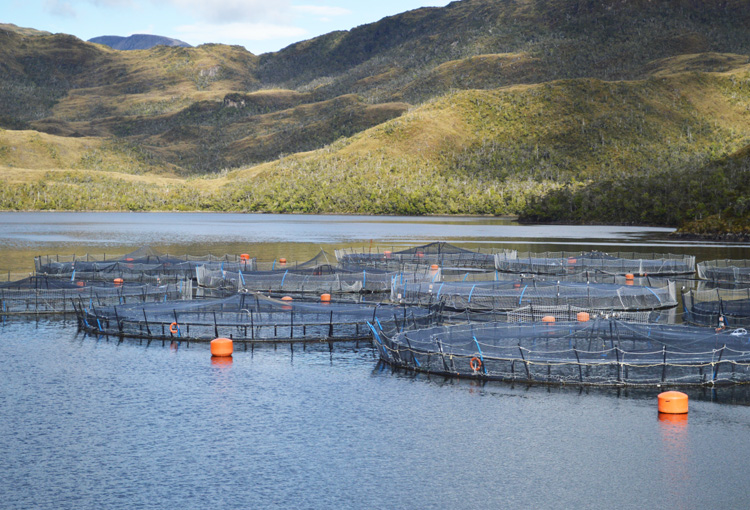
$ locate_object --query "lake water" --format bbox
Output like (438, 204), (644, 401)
(1, 213), (750, 509)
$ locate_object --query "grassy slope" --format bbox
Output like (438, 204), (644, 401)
(2, 1), (750, 236)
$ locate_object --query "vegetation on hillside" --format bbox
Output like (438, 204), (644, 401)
(1, 0), (750, 237)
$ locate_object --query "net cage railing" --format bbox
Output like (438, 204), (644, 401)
(391, 279), (677, 312)
(335, 242), (516, 270)
(0, 278), (192, 315)
(368, 319), (750, 387)
(495, 251), (696, 276)
(196, 265), (441, 294)
(74, 293), (443, 343)
(697, 260), (750, 284)
(683, 287), (750, 329)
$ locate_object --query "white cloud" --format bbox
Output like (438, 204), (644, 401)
(292, 5), (351, 17)
(168, 0), (291, 24)
(45, 0), (77, 17)
(175, 21), (306, 45)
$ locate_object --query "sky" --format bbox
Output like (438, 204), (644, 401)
(4, 0), (453, 54)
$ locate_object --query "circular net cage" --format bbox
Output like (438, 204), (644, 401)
(0, 276), (191, 315)
(75, 293), (443, 343)
(335, 242), (512, 270)
(495, 251), (695, 276)
(683, 287), (750, 329)
(391, 279), (677, 312)
(697, 260), (750, 284)
(439, 270), (673, 288)
(196, 264), (440, 295)
(371, 319), (750, 387)
(35, 246), (256, 282)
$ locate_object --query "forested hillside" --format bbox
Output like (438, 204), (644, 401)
(1, 0), (749, 237)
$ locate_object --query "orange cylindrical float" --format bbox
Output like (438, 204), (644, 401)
(320, 293), (331, 303)
(76, 281), (85, 287)
(211, 337), (233, 357)
(384, 250), (392, 258)
(577, 312), (590, 322)
(279, 258), (287, 264)
(430, 264), (439, 271)
(542, 315), (556, 323)
(567, 258), (577, 265)
(114, 278), (124, 285)
(658, 391), (688, 414)
(625, 273), (635, 281)
(281, 296), (293, 301)
(240, 253), (250, 261)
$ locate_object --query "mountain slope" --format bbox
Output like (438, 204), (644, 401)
(89, 34), (192, 50)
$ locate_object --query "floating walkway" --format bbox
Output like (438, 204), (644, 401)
(370, 319), (750, 387)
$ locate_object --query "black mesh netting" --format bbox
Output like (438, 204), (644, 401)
(495, 251), (695, 276)
(75, 293), (442, 343)
(335, 242), (508, 270)
(370, 319), (750, 386)
(697, 260), (750, 284)
(683, 287), (750, 328)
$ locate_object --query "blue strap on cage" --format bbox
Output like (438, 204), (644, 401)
(221, 261), (225, 278)
(272, 260), (276, 270)
(239, 270), (245, 287)
(363, 270), (366, 290)
(376, 317), (384, 331)
(468, 284), (476, 303)
(519, 285), (528, 305)
(436, 282), (445, 299)
(645, 286), (661, 304)
(367, 321), (389, 361)
(472, 335), (488, 374)
(431, 270), (439, 283)
(463, 273), (469, 281)
(280, 270), (288, 288)
(70, 269), (75, 282)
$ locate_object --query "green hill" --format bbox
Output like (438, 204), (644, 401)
(1, 1), (750, 236)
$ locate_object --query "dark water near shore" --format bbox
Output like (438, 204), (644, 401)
(1, 213), (750, 509)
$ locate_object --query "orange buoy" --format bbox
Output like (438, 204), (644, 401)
(470, 357), (482, 372)
(577, 312), (590, 322)
(210, 337), (233, 357)
(281, 296), (293, 301)
(169, 322), (179, 334)
(240, 253), (250, 261)
(625, 273), (635, 281)
(416, 252), (424, 258)
(513, 282), (521, 289)
(279, 258), (287, 264)
(384, 250), (392, 258)
(542, 315), (556, 323)
(114, 278), (124, 285)
(125, 258), (134, 262)
(430, 264), (439, 270)
(567, 258), (577, 264)
(658, 391), (688, 414)
(320, 293), (331, 303)
(76, 281), (85, 287)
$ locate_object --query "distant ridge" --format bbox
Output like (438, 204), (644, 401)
(89, 34), (191, 50)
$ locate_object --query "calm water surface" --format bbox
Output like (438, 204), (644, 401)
(1, 213), (750, 509)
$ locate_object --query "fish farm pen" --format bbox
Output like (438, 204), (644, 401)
(335, 242), (513, 270)
(369, 319), (750, 387)
(35, 247), (257, 282)
(697, 260), (750, 284)
(74, 293), (443, 343)
(683, 287), (750, 328)
(196, 265), (440, 295)
(0, 276), (190, 315)
(494, 251), (695, 276)
(390, 279), (677, 312)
